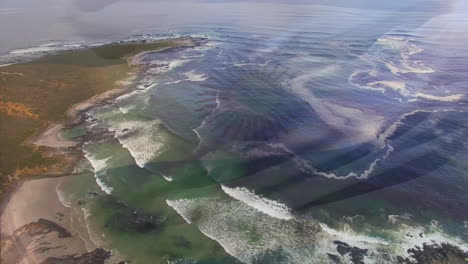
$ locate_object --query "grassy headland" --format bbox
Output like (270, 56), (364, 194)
(0, 37), (200, 200)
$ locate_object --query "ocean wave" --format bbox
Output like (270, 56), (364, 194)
(166, 199), (196, 224)
(166, 194), (468, 264)
(166, 196), (326, 264)
(81, 207), (107, 248)
(313, 216), (468, 263)
(395, 221), (468, 257)
(220, 185), (293, 220)
(110, 120), (167, 168)
(162, 175), (174, 182)
(319, 223), (389, 246)
(9, 42), (84, 55)
(83, 148), (113, 194)
(56, 184), (72, 208)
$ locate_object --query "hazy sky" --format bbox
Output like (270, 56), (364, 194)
(0, 0), (459, 55)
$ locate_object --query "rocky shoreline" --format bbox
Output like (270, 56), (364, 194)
(327, 240), (468, 264)
(1, 218), (113, 264)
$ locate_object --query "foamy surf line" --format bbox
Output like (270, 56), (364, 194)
(166, 199), (195, 224)
(109, 120), (166, 168)
(221, 185), (293, 220)
(83, 148), (113, 194)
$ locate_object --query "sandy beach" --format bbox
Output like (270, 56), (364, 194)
(0, 176), (96, 264)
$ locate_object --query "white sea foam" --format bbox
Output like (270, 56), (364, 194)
(413, 92), (464, 102)
(367, 81), (410, 96)
(353, 74), (464, 102)
(393, 221), (468, 258)
(0, 71), (25, 76)
(377, 36), (424, 55)
(166, 193), (468, 264)
(319, 223), (389, 246)
(184, 70), (208, 82)
(81, 207), (106, 247)
(162, 175), (174, 182)
(9, 46), (58, 54)
(233, 60), (271, 67)
(95, 177), (113, 195)
(292, 143), (392, 180)
(221, 185), (293, 220)
(56, 184), (72, 208)
(166, 196), (326, 264)
(111, 120), (167, 168)
(375, 36), (434, 76)
(83, 149), (113, 194)
(387, 214), (413, 225)
(316, 219), (468, 262)
(166, 199), (195, 224)
(118, 105), (135, 114)
(351, 36), (443, 104)
(384, 60), (435, 75)
(144, 59), (191, 75)
(264, 141), (390, 181)
(167, 258), (198, 264)
(84, 152), (110, 173)
(377, 108), (464, 147)
(165, 70), (208, 84)
(192, 93), (221, 152)
(9, 42), (83, 54)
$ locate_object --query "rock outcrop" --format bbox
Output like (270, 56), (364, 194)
(398, 243), (468, 264)
(333, 241), (368, 264)
(0, 218), (111, 264)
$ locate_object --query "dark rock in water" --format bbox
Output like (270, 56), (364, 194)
(106, 210), (163, 233)
(101, 196), (165, 233)
(398, 243), (468, 264)
(334, 241), (351, 255)
(327, 253), (342, 263)
(172, 235), (192, 249)
(87, 191), (100, 197)
(40, 248), (111, 264)
(333, 241), (368, 264)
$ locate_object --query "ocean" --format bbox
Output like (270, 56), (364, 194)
(2, 0), (468, 263)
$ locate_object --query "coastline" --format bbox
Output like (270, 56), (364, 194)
(0, 177), (91, 263)
(0, 36), (206, 197)
(0, 36), (206, 264)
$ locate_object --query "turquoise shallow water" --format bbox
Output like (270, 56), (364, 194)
(4, 0), (468, 263)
